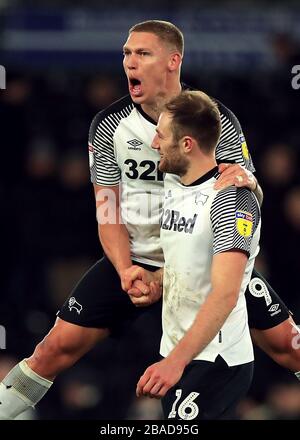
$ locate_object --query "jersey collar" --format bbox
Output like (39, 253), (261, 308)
(182, 166), (220, 187)
(134, 103), (157, 125)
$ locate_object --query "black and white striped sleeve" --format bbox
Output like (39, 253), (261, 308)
(210, 186), (260, 256)
(88, 110), (121, 187)
(215, 100), (255, 173)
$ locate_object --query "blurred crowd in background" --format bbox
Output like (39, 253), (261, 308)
(0, 2), (300, 420)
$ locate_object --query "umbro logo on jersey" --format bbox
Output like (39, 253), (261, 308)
(127, 139), (143, 150)
(268, 304), (279, 313)
(268, 303), (281, 316)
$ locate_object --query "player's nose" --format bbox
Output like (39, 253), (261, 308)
(151, 134), (160, 150)
(126, 54), (138, 70)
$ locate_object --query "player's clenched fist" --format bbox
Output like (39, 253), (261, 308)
(127, 267), (163, 307)
(136, 358), (185, 398)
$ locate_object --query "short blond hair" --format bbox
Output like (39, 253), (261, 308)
(129, 20), (184, 55)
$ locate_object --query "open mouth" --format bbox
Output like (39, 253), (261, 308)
(129, 78), (142, 97)
(130, 78), (141, 87)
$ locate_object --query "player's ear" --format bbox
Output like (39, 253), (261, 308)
(182, 136), (193, 153)
(168, 53), (182, 71)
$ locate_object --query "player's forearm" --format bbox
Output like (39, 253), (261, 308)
(98, 223), (132, 276)
(167, 289), (238, 368)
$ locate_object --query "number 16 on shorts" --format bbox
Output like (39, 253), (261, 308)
(168, 389), (200, 420)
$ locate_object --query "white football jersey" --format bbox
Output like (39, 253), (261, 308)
(160, 167), (261, 366)
(89, 87), (255, 267)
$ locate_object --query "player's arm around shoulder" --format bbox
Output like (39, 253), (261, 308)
(215, 102), (263, 206)
(215, 163), (263, 206)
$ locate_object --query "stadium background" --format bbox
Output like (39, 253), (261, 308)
(0, 0), (300, 420)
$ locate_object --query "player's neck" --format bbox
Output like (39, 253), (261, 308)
(181, 156), (217, 186)
(141, 81), (182, 122)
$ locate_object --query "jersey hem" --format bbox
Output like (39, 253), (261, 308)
(91, 178), (120, 187)
(132, 256), (164, 268)
(159, 350), (254, 367)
